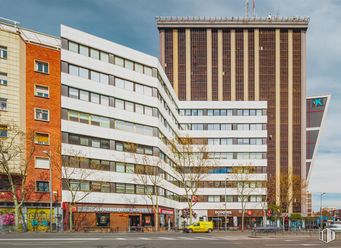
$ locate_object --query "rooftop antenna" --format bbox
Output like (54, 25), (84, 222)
(245, 0), (249, 18)
(252, 0), (256, 17)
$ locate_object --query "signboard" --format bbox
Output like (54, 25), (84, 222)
(214, 210), (232, 216)
(77, 206), (153, 213)
(159, 209), (174, 215)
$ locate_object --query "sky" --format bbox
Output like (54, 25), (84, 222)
(1, 0), (340, 211)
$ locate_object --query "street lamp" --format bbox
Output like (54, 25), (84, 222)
(320, 192), (326, 230)
(42, 150), (53, 233)
(224, 177), (228, 232)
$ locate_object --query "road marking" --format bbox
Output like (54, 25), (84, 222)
(177, 237), (196, 240)
(300, 244), (320, 246)
(138, 237), (152, 240)
(115, 238), (127, 240)
(195, 236), (219, 240)
(158, 237), (176, 240)
(0, 238), (100, 241)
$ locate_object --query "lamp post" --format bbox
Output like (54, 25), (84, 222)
(224, 177), (228, 232)
(43, 150), (53, 233)
(320, 192), (326, 230)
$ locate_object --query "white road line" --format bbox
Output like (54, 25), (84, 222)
(195, 236), (219, 240)
(115, 238), (127, 240)
(158, 237), (176, 240)
(0, 238), (100, 241)
(138, 237), (152, 240)
(177, 237), (196, 240)
(300, 244), (320, 246)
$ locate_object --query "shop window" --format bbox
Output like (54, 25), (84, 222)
(96, 213), (110, 227)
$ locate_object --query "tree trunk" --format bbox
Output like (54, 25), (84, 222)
(14, 201), (20, 232)
(69, 206), (73, 232)
(189, 205), (193, 224)
(241, 208), (245, 232)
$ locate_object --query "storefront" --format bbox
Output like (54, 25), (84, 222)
(65, 204), (175, 232)
(207, 209), (264, 230)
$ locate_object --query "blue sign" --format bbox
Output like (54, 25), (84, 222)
(312, 98), (324, 107)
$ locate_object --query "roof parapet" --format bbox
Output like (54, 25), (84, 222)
(156, 16), (309, 29)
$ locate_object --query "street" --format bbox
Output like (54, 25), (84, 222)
(0, 232), (340, 248)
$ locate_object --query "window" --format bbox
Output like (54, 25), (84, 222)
(79, 67), (88, 79)
(116, 183), (125, 193)
(0, 125), (8, 138)
(69, 65), (78, 76)
(36, 181), (49, 192)
(126, 184), (135, 194)
(100, 52), (109, 62)
(69, 41), (78, 53)
(79, 90), (89, 101)
(208, 195), (220, 202)
(136, 185), (144, 194)
(144, 106), (152, 116)
(69, 88), (79, 99)
(91, 138), (101, 148)
(126, 164), (134, 173)
(135, 63), (143, 73)
(90, 48), (100, 60)
(115, 99), (124, 110)
(80, 136), (90, 146)
(116, 163), (125, 173)
(35, 61), (49, 74)
(101, 95), (109, 106)
(115, 56), (124, 67)
(0, 98), (7, 111)
(90, 93), (100, 104)
(35, 109), (49, 121)
(144, 67), (152, 76)
(125, 81), (134, 91)
(144, 86), (152, 96)
(0, 46), (7, 59)
(0, 73), (8, 86)
(79, 45), (89, 56)
(35, 157), (50, 169)
(35, 85), (49, 98)
(125, 60), (134, 70)
(100, 73), (109, 84)
(125, 101), (134, 112)
(115, 78), (125, 89)
(135, 104), (144, 114)
(90, 71), (100, 82)
(34, 133), (49, 145)
(135, 84), (144, 94)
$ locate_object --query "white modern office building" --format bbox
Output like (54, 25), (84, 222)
(60, 25), (267, 231)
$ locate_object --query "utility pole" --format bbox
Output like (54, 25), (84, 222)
(320, 192), (326, 230)
(224, 177), (228, 231)
(43, 150), (53, 232)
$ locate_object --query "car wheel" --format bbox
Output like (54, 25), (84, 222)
(188, 229), (193, 233)
(208, 229), (212, 233)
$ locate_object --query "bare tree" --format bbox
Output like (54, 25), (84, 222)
(0, 123), (35, 231)
(229, 165), (258, 231)
(170, 137), (208, 224)
(59, 151), (93, 231)
(128, 143), (165, 232)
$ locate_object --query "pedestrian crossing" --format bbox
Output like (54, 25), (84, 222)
(105, 236), (251, 241)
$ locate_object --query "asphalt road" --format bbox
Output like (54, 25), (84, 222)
(0, 232), (340, 248)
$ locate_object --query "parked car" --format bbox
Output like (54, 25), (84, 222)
(329, 223), (341, 232)
(184, 221), (213, 233)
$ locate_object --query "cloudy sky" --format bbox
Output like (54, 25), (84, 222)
(1, 0), (340, 210)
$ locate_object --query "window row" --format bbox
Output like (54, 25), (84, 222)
(179, 108), (267, 117)
(62, 180), (180, 201)
(62, 132), (177, 171)
(62, 132), (156, 156)
(65, 39), (155, 77)
(185, 123), (266, 131)
(62, 61), (180, 133)
(204, 195), (265, 203)
(197, 181), (266, 188)
(181, 166), (267, 174)
(62, 155), (179, 186)
(63, 109), (156, 137)
(206, 138), (267, 145)
(205, 152), (266, 160)
(62, 85), (157, 117)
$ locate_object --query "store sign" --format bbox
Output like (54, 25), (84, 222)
(77, 206), (153, 213)
(214, 210), (232, 216)
(159, 209), (174, 215)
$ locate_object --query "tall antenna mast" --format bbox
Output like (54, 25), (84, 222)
(245, 0), (249, 18)
(252, 0), (256, 17)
